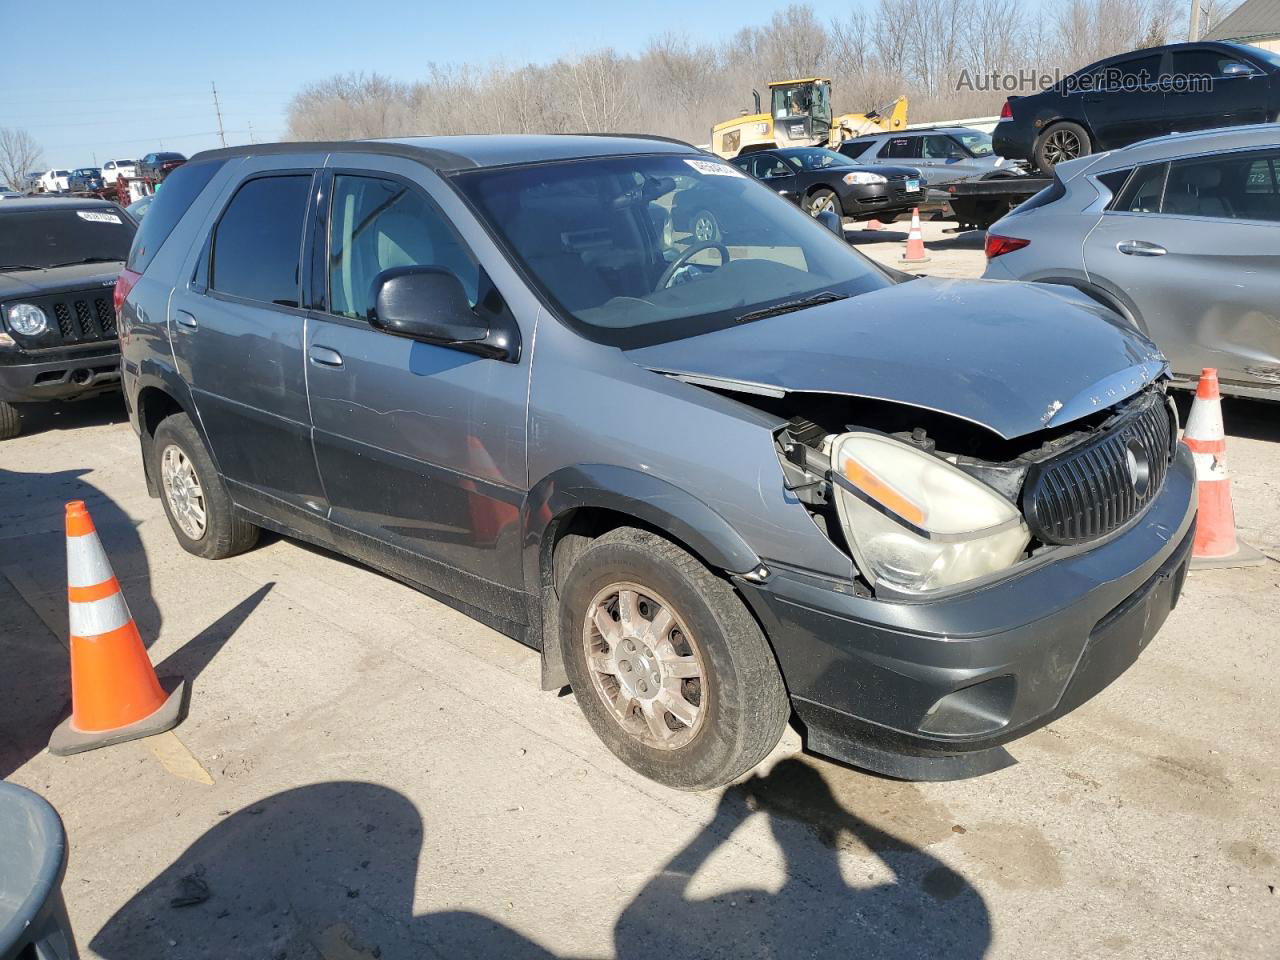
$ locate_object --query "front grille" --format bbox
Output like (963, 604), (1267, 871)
(13, 289), (118, 348)
(1022, 389), (1175, 545)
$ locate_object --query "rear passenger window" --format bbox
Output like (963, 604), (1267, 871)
(879, 137), (919, 160)
(211, 175), (311, 307)
(327, 175), (479, 320)
(1165, 149), (1280, 222)
(127, 158), (225, 274)
(1112, 163), (1168, 213)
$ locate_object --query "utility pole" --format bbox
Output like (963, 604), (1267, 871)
(248, 120), (255, 144)
(1188, 0), (1201, 41)
(211, 81), (227, 148)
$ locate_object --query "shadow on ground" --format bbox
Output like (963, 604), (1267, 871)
(89, 759), (990, 959)
(10, 394), (129, 439)
(0, 465), (160, 779)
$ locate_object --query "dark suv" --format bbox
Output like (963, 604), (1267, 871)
(117, 136), (1195, 790)
(995, 41), (1280, 172)
(0, 198), (135, 439)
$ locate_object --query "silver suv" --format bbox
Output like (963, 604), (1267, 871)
(117, 135), (1195, 790)
(839, 126), (1025, 186)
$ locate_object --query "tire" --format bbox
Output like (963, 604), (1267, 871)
(151, 413), (258, 560)
(803, 187), (843, 219)
(690, 208), (720, 242)
(1034, 121), (1091, 173)
(559, 527), (789, 791)
(0, 401), (20, 440)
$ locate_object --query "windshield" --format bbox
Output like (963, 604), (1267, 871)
(456, 154), (889, 347)
(0, 209), (135, 269)
(955, 132), (993, 157)
(772, 83), (815, 119)
(781, 148), (856, 171)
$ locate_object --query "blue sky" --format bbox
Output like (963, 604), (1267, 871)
(2, 0), (793, 169)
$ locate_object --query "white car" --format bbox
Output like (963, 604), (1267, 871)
(0, 189), (23, 200)
(101, 159), (137, 183)
(38, 169), (71, 193)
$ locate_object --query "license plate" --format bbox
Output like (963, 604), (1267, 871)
(905, 178), (920, 192)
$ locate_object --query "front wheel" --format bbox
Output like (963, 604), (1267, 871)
(151, 413), (259, 560)
(0, 401), (21, 440)
(804, 187), (843, 220)
(559, 527), (789, 791)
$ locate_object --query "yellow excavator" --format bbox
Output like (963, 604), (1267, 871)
(711, 78), (908, 158)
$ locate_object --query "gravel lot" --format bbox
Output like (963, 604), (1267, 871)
(2, 232), (1277, 958)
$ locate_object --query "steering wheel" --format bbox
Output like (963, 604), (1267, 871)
(659, 240), (730, 289)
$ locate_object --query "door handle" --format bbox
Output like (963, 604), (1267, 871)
(174, 310), (198, 330)
(308, 345), (344, 368)
(1117, 240), (1167, 257)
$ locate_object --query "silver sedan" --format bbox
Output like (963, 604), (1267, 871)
(982, 124), (1280, 400)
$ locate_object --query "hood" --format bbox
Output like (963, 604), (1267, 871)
(0, 262), (124, 300)
(627, 277), (1167, 440)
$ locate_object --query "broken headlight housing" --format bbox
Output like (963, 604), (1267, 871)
(830, 432), (1030, 596)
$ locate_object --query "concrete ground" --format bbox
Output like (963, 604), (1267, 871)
(2, 239), (1278, 958)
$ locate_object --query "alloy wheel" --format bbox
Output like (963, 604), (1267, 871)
(1044, 129), (1082, 166)
(808, 193), (836, 217)
(582, 582), (706, 750)
(161, 444), (207, 540)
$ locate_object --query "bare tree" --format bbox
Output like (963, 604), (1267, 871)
(0, 128), (43, 192)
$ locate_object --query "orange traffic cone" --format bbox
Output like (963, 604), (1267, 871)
(864, 218), (884, 231)
(901, 208), (929, 263)
(1184, 370), (1264, 570)
(48, 501), (185, 756)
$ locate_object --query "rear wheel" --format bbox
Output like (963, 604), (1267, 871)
(804, 187), (843, 219)
(152, 413), (258, 560)
(0, 401), (20, 440)
(1034, 121), (1091, 172)
(559, 527), (789, 791)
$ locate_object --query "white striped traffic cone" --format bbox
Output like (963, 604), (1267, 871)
(48, 500), (186, 756)
(901, 208), (929, 263)
(1184, 370), (1264, 570)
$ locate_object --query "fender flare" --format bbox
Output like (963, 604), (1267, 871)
(522, 464), (763, 592)
(521, 464), (764, 690)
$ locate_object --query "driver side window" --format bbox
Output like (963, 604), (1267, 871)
(754, 155), (791, 180)
(328, 174), (479, 320)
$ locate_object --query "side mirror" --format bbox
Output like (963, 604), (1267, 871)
(816, 209), (843, 238)
(372, 266), (518, 362)
(1221, 60), (1253, 77)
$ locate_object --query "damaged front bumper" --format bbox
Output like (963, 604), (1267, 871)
(736, 442), (1197, 781)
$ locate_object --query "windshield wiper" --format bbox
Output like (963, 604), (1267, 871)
(47, 257), (122, 268)
(735, 291), (848, 324)
(0, 263), (46, 272)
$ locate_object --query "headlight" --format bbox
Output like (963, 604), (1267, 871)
(830, 432), (1030, 595)
(5, 302), (48, 336)
(843, 171), (887, 185)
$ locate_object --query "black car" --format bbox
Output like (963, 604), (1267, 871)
(67, 167), (104, 192)
(137, 152), (187, 180)
(0, 198), (135, 439)
(730, 147), (926, 221)
(995, 41), (1280, 172)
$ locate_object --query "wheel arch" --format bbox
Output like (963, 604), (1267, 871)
(132, 380), (209, 497)
(523, 465), (764, 690)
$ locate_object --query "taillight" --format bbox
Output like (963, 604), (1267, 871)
(114, 267), (141, 316)
(999, 100), (1013, 120)
(985, 234), (1030, 259)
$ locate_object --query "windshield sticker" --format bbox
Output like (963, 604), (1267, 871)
(76, 211), (122, 224)
(685, 158), (745, 178)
